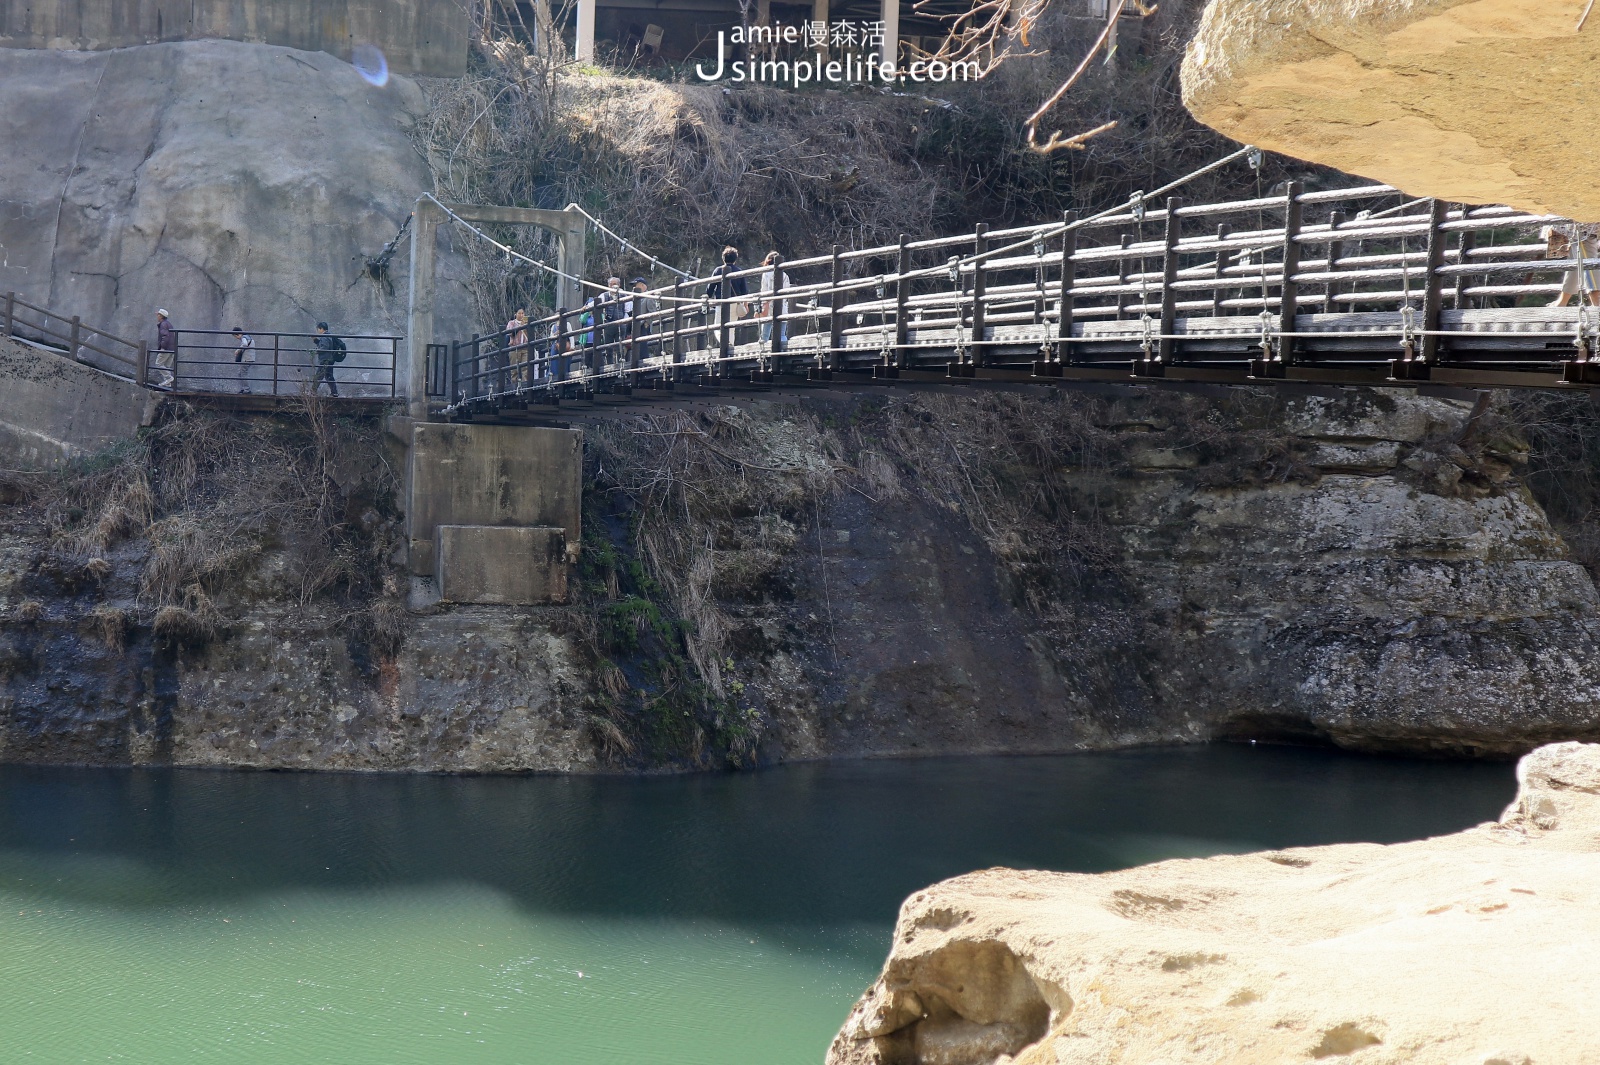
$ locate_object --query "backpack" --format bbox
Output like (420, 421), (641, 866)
(331, 336), (348, 362)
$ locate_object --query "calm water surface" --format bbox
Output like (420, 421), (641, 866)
(0, 745), (1513, 1064)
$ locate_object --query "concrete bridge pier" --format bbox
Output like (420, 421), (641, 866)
(400, 198), (587, 606)
(405, 422), (582, 607)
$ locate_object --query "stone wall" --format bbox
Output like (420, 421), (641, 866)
(0, 335), (159, 466)
(0, 0), (469, 76)
(2, 388), (1599, 772)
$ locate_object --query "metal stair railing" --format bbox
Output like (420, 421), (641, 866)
(1, 291), (149, 383)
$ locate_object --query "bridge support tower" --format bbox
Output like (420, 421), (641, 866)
(404, 197), (586, 421)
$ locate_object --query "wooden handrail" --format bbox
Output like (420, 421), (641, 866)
(1, 291), (143, 373)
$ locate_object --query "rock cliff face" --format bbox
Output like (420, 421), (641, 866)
(1, 386), (1597, 771)
(1182, 0), (1600, 220)
(0, 39), (473, 351)
(828, 740), (1600, 1064)
(655, 387), (1600, 763)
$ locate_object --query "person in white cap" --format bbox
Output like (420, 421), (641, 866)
(153, 309), (176, 390)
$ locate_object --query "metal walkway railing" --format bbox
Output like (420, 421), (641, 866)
(438, 182), (1600, 414)
(166, 330), (400, 399)
(1, 295), (402, 403)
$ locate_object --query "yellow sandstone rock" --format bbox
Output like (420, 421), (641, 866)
(829, 741), (1600, 1064)
(1181, 0), (1600, 220)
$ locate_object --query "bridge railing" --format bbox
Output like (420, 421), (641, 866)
(441, 181), (1600, 404)
(171, 330), (400, 398)
(2, 291), (148, 382)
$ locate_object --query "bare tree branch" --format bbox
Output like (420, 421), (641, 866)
(1024, 0), (1157, 155)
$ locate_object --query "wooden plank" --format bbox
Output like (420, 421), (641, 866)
(1421, 198), (1448, 363)
(1161, 367), (1253, 385)
(1158, 196), (1182, 363)
(1058, 210), (1077, 364)
(1279, 181), (1303, 362)
(1283, 366), (1396, 386)
(1427, 367), (1570, 389)
(971, 223), (989, 365)
(894, 237), (910, 368)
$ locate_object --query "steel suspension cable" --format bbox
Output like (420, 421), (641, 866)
(566, 202), (696, 280)
(431, 143), (1262, 324)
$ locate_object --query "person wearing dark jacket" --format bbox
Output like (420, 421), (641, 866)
(312, 322), (345, 396)
(153, 309), (177, 390)
(628, 278), (657, 358)
(705, 247), (748, 348)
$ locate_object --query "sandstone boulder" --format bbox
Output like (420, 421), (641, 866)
(830, 740), (1600, 1064)
(1182, 0), (1600, 220)
(0, 39), (472, 354)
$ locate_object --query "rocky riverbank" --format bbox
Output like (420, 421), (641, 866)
(828, 739), (1600, 1064)
(0, 384), (1598, 771)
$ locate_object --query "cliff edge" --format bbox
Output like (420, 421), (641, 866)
(829, 741), (1600, 1064)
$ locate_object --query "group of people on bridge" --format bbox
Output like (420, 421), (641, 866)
(149, 309), (348, 396)
(484, 245), (792, 388)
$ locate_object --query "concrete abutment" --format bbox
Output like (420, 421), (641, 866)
(405, 422), (582, 606)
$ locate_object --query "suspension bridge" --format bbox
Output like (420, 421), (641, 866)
(13, 149), (1600, 604)
(12, 150), (1600, 418)
(425, 165), (1600, 422)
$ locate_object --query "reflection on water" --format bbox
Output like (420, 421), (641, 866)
(0, 745), (1513, 1064)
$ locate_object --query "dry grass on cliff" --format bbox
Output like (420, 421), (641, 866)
(18, 400), (404, 641)
(417, 68), (942, 326)
(415, 0), (1334, 329)
(588, 406), (844, 698)
(1501, 391), (1600, 576)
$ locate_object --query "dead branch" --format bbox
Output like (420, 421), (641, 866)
(1024, 0), (1157, 155)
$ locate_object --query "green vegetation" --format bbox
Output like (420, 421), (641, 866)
(572, 490), (759, 768)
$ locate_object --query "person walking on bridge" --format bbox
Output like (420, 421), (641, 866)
(504, 309), (530, 387)
(577, 297), (597, 372)
(756, 251), (791, 348)
(153, 309), (176, 390)
(312, 323), (345, 397)
(599, 276), (626, 363)
(628, 278), (657, 358)
(706, 246), (749, 349)
(546, 307), (572, 381)
(231, 327), (255, 394)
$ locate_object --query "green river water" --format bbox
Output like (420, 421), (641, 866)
(0, 745), (1513, 1064)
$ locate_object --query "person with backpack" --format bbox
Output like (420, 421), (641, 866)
(706, 246), (748, 349)
(312, 322), (346, 397)
(598, 276), (626, 363)
(628, 278), (657, 358)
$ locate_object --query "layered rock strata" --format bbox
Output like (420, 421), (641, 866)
(830, 740), (1600, 1064)
(1182, 0), (1600, 220)
(3, 388), (1599, 770)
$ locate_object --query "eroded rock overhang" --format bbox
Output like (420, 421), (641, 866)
(1181, 0), (1600, 220)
